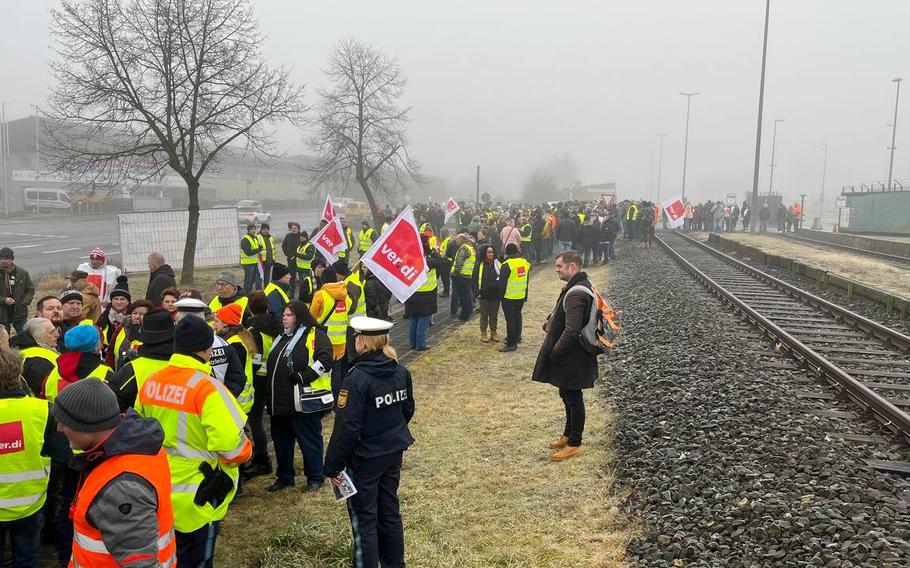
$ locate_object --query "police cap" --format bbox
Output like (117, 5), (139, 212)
(350, 316), (394, 336)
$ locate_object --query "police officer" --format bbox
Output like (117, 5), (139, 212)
(325, 316), (414, 568)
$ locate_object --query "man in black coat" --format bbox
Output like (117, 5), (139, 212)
(0, 247), (36, 333)
(532, 250), (597, 461)
(145, 252), (177, 304)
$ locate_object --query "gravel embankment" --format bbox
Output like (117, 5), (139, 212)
(603, 242), (910, 567)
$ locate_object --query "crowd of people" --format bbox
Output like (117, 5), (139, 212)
(675, 199), (804, 233)
(0, 197), (617, 568)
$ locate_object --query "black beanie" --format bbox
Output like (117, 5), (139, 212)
(174, 315), (214, 354)
(322, 266), (338, 283)
(109, 275), (131, 302)
(272, 263), (290, 281)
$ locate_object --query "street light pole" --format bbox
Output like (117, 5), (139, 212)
(33, 109), (40, 216)
(819, 143), (828, 227)
(656, 133), (667, 204)
(887, 77), (902, 191)
(768, 118), (784, 195)
(679, 92), (699, 201)
(750, 0), (771, 234)
(799, 193), (806, 230)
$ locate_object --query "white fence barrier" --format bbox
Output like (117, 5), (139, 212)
(118, 208), (240, 273)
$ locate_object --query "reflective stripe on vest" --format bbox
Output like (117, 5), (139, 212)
(135, 354), (250, 533)
(344, 272), (367, 317)
(316, 290), (351, 348)
(240, 234), (259, 265)
(69, 449), (175, 568)
(0, 397), (50, 522)
(256, 234), (276, 264)
(226, 335), (255, 413)
(503, 258), (531, 300)
(458, 244), (475, 277)
(253, 332), (274, 377)
(357, 228), (375, 252)
(263, 282), (290, 307)
(304, 329), (332, 393)
(337, 227), (354, 258)
(296, 242), (313, 270)
(45, 363), (111, 403)
(417, 268), (438, 292)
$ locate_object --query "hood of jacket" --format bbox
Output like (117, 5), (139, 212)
(76, 410), (164, 474)
(349, 351), (399, 378)
(136, 340), (174, 359)
(248, 312), (282, 336)
(56, 351), (103, 382)
(9, 332), (39, 350)
(320, 281), (348, 301)
(152, 264), (176, 278)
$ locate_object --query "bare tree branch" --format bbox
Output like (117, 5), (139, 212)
(44, 0), (307, 282)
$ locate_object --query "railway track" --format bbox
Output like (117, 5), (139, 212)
(657, 231), (910, 471)
(777, 232), (910, 268)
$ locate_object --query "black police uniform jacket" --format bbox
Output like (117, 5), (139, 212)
(324, 351), (415, 476)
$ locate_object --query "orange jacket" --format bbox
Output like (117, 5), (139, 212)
(310, 281), (350, 360)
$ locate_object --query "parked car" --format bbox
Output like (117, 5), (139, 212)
(340, 200), (371, 219)
(23, 188), (73, 213)
(236, 200), (271, 226)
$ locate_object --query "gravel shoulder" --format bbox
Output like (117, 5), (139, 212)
(603, 239), (910, 567)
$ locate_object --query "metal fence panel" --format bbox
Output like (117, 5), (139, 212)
(118, 208), (240, 272)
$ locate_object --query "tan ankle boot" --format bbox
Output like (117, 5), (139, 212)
(547, 435), (568, 450)
(480, 331), (490, 343)
(490, 331), (500, 342)
(550, 445), (583, 461)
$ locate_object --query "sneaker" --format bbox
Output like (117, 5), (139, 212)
(265, 480), (294, 492)
(550, 445), (583, 461)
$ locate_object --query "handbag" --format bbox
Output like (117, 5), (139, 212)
(284, 325), (334, 413)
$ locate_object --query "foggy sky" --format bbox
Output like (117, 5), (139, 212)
(3, 0), (910, 212)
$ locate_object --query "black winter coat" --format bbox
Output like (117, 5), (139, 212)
(555, 218), (576, 242)
(577, 223), (598, 247)
(475, 260), (502, 299)
(265, 324), (334, 416)
(532, 272), (598, 390)
(404, 254), (450, 317)
(145, 264), (177, 304)
(364, 274), (392, 320)
(0, 264), (35, 325)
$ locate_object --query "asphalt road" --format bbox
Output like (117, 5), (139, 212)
(1, 208), (321, 277)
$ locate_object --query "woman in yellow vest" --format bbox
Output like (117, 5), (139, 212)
(213, 303), (257, 414)
(244, 292), (283, 480)
(498, 243), (531, 352)
(309, 266), (352, 401)
(264, 301), (334, 492)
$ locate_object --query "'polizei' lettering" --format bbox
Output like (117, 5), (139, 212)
(375, 389), (408, 408)
(145, 381), (189, 406)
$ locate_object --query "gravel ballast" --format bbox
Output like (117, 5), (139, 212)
(603, 241), (910, 567)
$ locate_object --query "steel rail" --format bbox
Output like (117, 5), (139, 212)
(775, 233), (910, 267)
(656, 232), (910, 441)
(682, 232), (910, 353)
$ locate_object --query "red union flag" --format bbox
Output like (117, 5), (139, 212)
(361, 206), (427, 303)
(322, 194), (337, 222)
(444, 197), (460, 224)
(661, 194), (686, 229)
(311, 214), (346, 264)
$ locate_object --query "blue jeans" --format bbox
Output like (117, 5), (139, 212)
(242, 264), (261, 292)
(600, 242), (612, 260)
(408, 315), (431, 349)
(558, 240), (571, 253)
(177, 521), (220, 568)
(270, 413), (325, 485)
(0, 511), (42, 568)
(451, 277), (474, 320)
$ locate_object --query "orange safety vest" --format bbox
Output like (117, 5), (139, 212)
(70, 449), (176, 568)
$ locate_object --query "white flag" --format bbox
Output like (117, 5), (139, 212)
(444, 197), (461, 224)
(360, 206), (428, 303)
(311, 215), (347, 265)
(661, 194), (686, 229)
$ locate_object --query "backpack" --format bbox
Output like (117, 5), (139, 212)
(562, 284), (622, 355)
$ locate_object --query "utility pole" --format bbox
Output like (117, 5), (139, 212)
(768, 119), (784, 195)
(799, 193), (806, 230)
(679, 92), (699, 201)
(819, 143), (828, 227)
(0, 101), (7, 217)
(656, 133), (667, 204)
(475, 165), (480, 206)
(750, 0), (771, 234)
(33, 109), (40, 216)
(887, 77), (902, 191)
(648, 149), (656, 200)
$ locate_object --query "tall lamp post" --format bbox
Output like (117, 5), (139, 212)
(679, 92), (699, 201)
(656, 133), (667, 204)
(887, 77), (902, 191)
(819, 143), (828, 228)
(768, 118), (785, 195)
(750, 0), (771, 233)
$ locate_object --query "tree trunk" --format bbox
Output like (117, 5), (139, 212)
(357, 176), (383, 230)
(181, 179), (200, 284)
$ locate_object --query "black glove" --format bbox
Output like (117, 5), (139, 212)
(194, 462), (235, 507)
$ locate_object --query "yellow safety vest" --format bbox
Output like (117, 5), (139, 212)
(337, 227), (354, 259)
(626, 205), (638, 221)
(121, 357), (172, 407)
(344, 272), (367, 317)
(263, 282), (290, 306)
(417, 267), (438, 292)
(304, 329), (333, 393)
(439, 237), (452, 257)
(256, 234), (276, 264)
(209, 295), (249, 316)
(0, 397), (51, 522)
(520, 224), (532, 242)
(113, 329), (143, 369)
(315, 289), (352, 352)
(45, 362), (112, 403)
(357, 228), (375, 252)
(226, 335), (255, 413)
(19, 346), (58, 369)
(457, 244), (476, 277)
(240, 234), (259, 265)
(578, 213), (585, 223)
(419, 222), (432, 233)
(502, 257), (531, 300)
(135, 353), (249, 533)
(252, 331), (274, 377)
(296, 242), (314, 271)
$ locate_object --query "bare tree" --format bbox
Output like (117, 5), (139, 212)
(308, 38), (421, 229)
(45, 0), (305, 283)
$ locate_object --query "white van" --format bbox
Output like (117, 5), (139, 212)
(23, 188), (73, 213)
